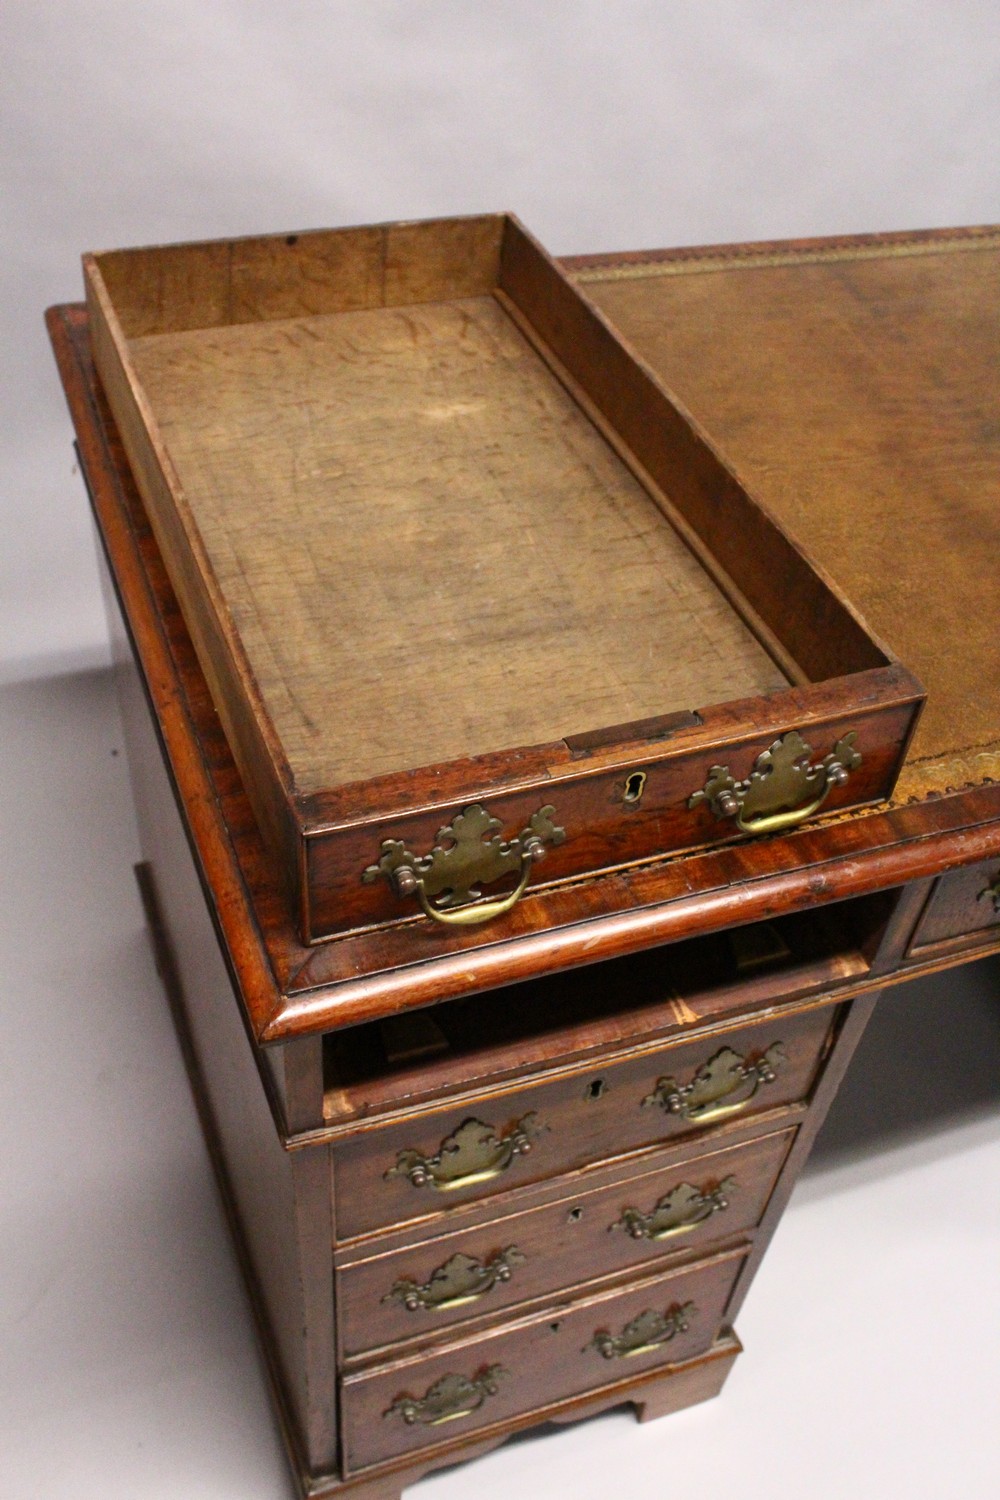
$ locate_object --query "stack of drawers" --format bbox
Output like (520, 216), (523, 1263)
(331, 1001), (837, 1474)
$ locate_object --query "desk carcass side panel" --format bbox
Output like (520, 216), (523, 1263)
(99, 546), (338, 1478)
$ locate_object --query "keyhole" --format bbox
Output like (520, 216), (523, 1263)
(549, 1321), (562, 1333)
(623, 771), (647, 806)
(587, 1077), (607, 1100)
(568, 1206), (583, 1224)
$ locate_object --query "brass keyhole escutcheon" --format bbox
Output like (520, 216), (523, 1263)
(623, 771), (647, 806)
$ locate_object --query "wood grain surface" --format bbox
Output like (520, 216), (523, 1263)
(908, 855), (1000, 951)
(339, 1245), (745, 1471)
(330, 1004), (833, 1240)
(336, 1125), (792, 1359)
(321, 903), (868, 1123)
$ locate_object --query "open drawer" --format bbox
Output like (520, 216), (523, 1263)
(84, 213), (923, 942)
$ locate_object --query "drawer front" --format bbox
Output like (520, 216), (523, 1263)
(333, 1006), (833, 1239)
(340, 1245), (745, 1471)
(909, 857), (1000, 954)
(339, 1126), (793, 1357)
(313, 698), (921, 941)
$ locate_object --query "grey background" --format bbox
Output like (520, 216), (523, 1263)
(2, 5), (999, 1498)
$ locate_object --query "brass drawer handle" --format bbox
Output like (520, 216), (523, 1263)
(977, 874), (1000, 915)
(363, 803), (565, 926)
(384, 1365), (507, 1426)
(642, 1044), (785, 1125)
(586, 1301), (695, 1360)
(689, 729), (861, 836)
(384, 1114), (543, 1192)
(384, 1247), (526, 1313)
(611, 1177), (736, 1242)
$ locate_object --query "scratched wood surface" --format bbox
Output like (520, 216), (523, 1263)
(128, 293), (787, 788)
(574, 229), (1000, 801)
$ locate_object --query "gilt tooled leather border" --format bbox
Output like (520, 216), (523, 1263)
(571, 226), (1000, 284)
(895, 748), (1000, 804)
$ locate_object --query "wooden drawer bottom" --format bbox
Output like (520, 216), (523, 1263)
(340, 1244), (745, 1471)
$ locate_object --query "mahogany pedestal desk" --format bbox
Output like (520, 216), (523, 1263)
(48, 225), (1000, 1499)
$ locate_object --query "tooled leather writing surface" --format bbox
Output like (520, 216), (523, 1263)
(575, 230), (1000, 800)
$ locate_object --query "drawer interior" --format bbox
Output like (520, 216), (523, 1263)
(88, 214), (893, 798)
(124, 289), (789, 786)
(323, 896), (883, 1122)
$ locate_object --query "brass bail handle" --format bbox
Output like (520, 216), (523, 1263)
(363, 803), (566, 927)
(689, 729), (862, 837)
(726, 766), (848, 836)
(394, 836), (544, 927)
